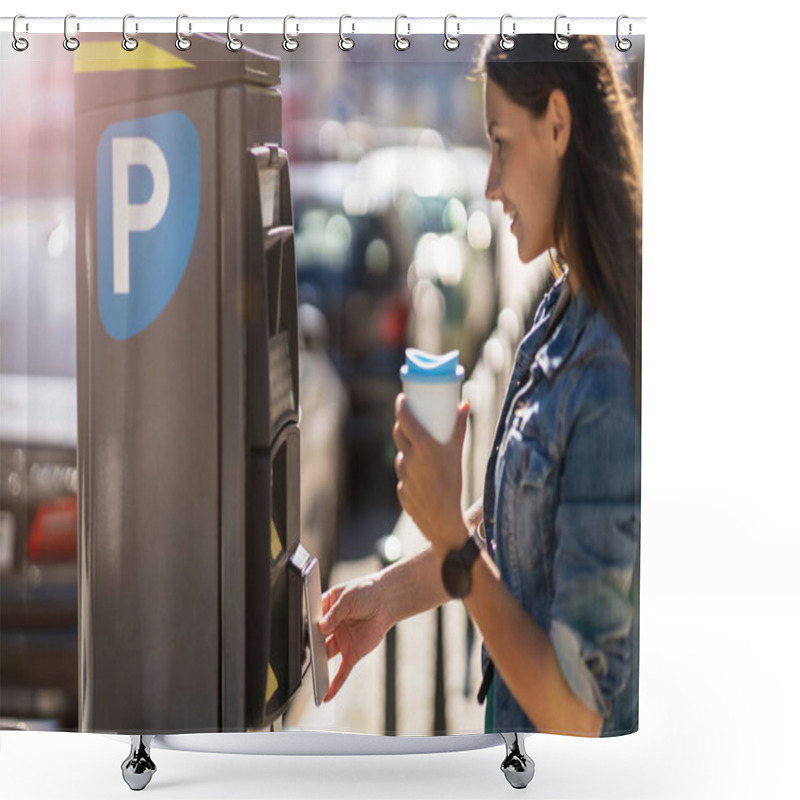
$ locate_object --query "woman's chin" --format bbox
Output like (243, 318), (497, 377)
(515, 237), (531, 263)
(516, 239), (546, 265)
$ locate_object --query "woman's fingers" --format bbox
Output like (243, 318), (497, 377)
(325, 635), (341, 661)
(324, 658), (353, 703)
(394, 449), (406, 480)
(395, 394), (426, 442)
(392, 419), (412, 453)
(321, 584), (343, 617)
(452, 400), (471, 447)
(319, 588), (348, 635)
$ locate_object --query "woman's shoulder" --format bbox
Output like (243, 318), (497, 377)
(565, 301), (637, 422)
(581, 305), (627, 361)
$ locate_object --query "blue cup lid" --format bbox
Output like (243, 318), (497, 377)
(400, 348), (464, 384)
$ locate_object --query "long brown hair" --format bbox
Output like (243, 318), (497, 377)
(477, 35), (642, 411)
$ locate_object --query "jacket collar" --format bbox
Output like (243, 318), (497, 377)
(533, 277), (592, 379)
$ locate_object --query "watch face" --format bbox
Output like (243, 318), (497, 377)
(442, 552), (470, 599)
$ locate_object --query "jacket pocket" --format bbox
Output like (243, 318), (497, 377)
(510, 436), (555, 569)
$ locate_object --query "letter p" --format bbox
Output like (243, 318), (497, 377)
(111, 137), (170, 295)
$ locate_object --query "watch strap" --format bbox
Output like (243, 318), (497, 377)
(461, 529), (482, 569)
(441, 529), (483, 599)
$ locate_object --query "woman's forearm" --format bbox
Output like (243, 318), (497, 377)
(415, 493), (600, 734)
(465, 552), (603, 736)
(377, 545), (448, 626)
(379, 498), (483, 626)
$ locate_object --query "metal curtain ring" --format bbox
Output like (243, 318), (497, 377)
(499, 14), (515, 50)
(554, 14), (570, 51)
(443, 14), (460, 51)
(339, 15), (354, 51)
(283, 15), (299, 51)
(616, 15), (632, 51)
(122, 14), (138, 51)
(394, 15), (410, 51)
(227, 15), (242, 51)
(176, 14), (191, 50)
(12, 14), (29, 51)
(63, 14), (80, 51)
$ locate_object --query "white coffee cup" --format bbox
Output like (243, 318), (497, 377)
(400, 348), (465, 444)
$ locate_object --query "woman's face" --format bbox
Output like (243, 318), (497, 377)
(484, 78), (567, 264)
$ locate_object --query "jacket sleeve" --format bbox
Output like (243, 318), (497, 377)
(548, 357), (640, 721)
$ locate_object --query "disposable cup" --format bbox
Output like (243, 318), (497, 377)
(400, 348), (465, 444)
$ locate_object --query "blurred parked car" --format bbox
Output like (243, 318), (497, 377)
(0, 199), (79, 729)
(291, 142), (501, 506)
(0, 198), (348, 729)
(297, 303), (349, 586)
(284, 118), (452, 164)
(356, 145), (499, 375)
(292, 161), (410, 490)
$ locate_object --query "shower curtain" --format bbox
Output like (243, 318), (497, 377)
(0, 21), (644, 747)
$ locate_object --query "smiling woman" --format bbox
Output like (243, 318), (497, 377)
(479, 34), (643, 408)
(484, 79), (566, 264)
(321, 32), (643, 740)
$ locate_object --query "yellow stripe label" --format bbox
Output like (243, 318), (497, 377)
(75, 41), (195, 73)
(270, 519), (283, 561)
(265, 663), (278, 704)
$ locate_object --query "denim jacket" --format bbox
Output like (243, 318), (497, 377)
(482, 274), (640, 736)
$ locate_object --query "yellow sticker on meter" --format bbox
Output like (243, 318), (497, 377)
(75, 41), (195, 73)
(265, 663), (278, 704)
(270, 519), (283, 561)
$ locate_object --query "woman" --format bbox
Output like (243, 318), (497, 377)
(319, 34), (641, 737)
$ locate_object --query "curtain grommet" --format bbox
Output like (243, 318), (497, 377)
(176, 14), (191, 51)
(122, 14), (138, 51)
(63, 14), (80, 51)
(444, 14), (460, 51)
(283, 15), (299, 51)
(12, 14), (29, 52)
(554, 14), (570, 51)
(394, 15), (410, 51)
(499, 14), (515, 51)
(339, 14), (355, 51)
(616, 15), (632, 51)
(226, 15), (243, 52)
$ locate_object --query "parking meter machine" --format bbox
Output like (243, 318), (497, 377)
(74, 34), (325, 737)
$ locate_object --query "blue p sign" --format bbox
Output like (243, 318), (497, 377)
(97, 112), (200, 340)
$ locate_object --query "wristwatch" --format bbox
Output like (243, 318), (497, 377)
(441, 531), (483, 599)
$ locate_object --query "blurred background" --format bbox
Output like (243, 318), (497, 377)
(0, 33), (639, 734)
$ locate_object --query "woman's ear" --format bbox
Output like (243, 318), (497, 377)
(548, 89), (572, 159)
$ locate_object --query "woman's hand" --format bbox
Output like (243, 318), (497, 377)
(318, 576), (393, 702)
(393, 393), (471, 558)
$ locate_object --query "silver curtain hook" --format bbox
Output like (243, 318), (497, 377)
(499, 14), (516, 50)
(12, 14), (29, 51)
(63, 14), (80, 51)
(394, 15), (410, 51)
(554, 14), (570, 51)
(339, 15), (354, 51)
(176, 14), (191, 50)
(616, 15), (632, 51)
(443, 14), (460, 51)
(122, 14), (138, 51)
(227, 15), (242, 51)
(283, 15), (299, 51)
